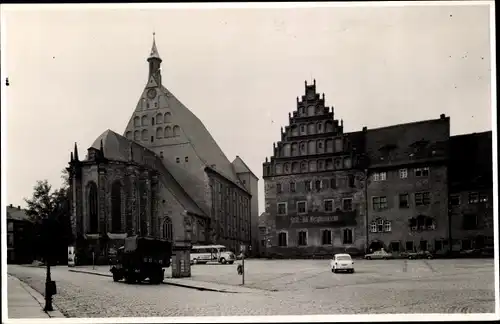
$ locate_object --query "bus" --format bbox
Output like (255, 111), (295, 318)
(190, 245), (236, 265)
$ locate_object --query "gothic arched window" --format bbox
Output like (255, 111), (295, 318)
(163, 217), (173, 241)
(111, 181), (122, 233)
(141, 115), (148, 126)
(87, 182), (98, 233)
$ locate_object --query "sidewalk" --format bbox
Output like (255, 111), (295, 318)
(7, 275), (65, 319)
(68, 266), (264, 294)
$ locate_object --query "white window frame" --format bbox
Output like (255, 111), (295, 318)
(399, 168), (408, 179)
(384, 220), (392, 232)
(377, 219), (384, 232)
(324, 199), (335, 213)
(370, 222), (377, 233)
(297, 229), (308, 246)
(342, 198), (353, 211)
(321, 229), (333, 245)
(278, 231), (288, 247)
(277, 202), (288, 216)
(415, 167), (430, 177)
(373, 173), (380, 181)
(297, 201), (308, 215)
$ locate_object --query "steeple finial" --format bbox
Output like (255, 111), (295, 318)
(148, 32), (161, 61)
(74, 142), (79, 161)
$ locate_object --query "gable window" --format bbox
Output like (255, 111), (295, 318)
(373, 172), (387, 181)
(415, 192), (430, 206)
(298, 231), (308, 246)
(276, 183), (282, 193)
(373, 196), (388, 211)
(290, 182), (296, 193)
(297, 201), (307, 214)
(277, 203), (287, 215)
(399, 193), (409, 208)
(415, 167), (430, 177)
(278, 232), (287, 247)
(342, 198), (353, 211)
(324, 199), (334, 212)
(342, 228), (353, 244)
(399, 168), (408, 179)
(185, 156), (189, 162)
(450, 195), (461, 206)
(321, 230), (332, 245)
(175, 157), (180, 163)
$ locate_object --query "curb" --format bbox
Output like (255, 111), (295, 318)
(8, 275), (66, 318)
(68, 269), (247, 293)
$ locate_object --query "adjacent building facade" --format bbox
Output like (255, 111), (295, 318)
(6, 205), (35, 264)
(261, 80), (494, 258)
(68, 35), (259, 265)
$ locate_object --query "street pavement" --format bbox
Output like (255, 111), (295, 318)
(6, 274), (65, 319)
(7, 258), (497, 317)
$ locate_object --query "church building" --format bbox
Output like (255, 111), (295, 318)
(67, 35), (259, 265)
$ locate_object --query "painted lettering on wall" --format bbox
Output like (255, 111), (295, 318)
(290, 215), (339, 224)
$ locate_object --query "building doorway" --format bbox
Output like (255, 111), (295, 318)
(405, 241), (414, 252)
(368, 240), (384, 253)
(390, 241), (400, 253)
(419, 240), (428, 251)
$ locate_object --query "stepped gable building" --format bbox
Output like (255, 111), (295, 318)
(261, 80), (494, 258)
(262, 80), (368, 257)
(68, 35), (258, 263)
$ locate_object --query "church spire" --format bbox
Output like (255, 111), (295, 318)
(148, 32), (162, 61)
(147, 32), (162, 85)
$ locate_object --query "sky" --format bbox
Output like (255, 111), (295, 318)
(1, 2), (494, 215)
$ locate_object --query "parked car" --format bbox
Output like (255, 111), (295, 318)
(406, 251), (434, 260)
(330, 253), (355, 273)
(364, 250), (393, 260)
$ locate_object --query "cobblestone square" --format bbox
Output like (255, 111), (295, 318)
(7, 258), (496, 318)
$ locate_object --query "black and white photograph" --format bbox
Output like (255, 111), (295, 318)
(1, 1), (498, 322)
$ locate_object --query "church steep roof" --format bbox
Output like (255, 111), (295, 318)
(232, 156), (258, 180)
(159, 86), (249, 194)
(89, 129), (206, 217)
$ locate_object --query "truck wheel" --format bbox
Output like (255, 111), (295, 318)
(113, 273), (120, 282)
(228, 261), (234, 265)
(220, 258), (227, 264)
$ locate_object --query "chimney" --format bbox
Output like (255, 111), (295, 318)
(17, 206), (20, 209)
(440, 114), (446, 119)
(9, 204), (13, 208)
(362, 126), (367, 132)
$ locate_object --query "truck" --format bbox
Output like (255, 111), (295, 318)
(109, 235), (172, 284)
